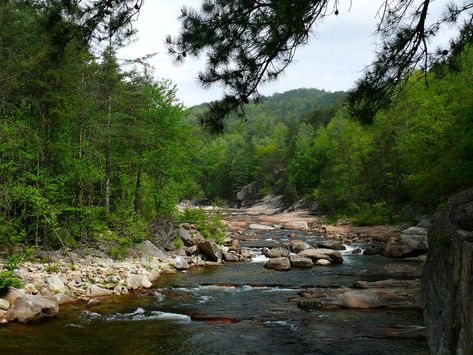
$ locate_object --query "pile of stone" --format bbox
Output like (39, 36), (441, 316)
(263, 240), (344, 271)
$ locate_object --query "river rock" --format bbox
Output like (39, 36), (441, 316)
(113, 285), (129, 295)
(316, 240), (346, 251)
(184, 245), (198, 256)
(86, 285), (112, 297)
(423, 189), (473, 354)
(249, 224), (275, 231)
(282, 221), (309, 231)
(174, 256), (190, 270)
(363, 244), (385, 256)
(46, 275), (67, 294)
(290, 240), (313, 254)
(264, 257), (291, 271)
(264, 247), (289, 258)
(0, 299), (10, 310)
(298, 248), (343, 264)
(198, 241), (222, 262)
(179, 227), (194, 247)
(135, 240), (167, 258)
(289, 255), (313, 268)
(5, 289), (59, 324)
(298, 279), (421, 310)
(126, 274), (152, 290)
(54, 293), (76, 305)
(223, 252), (239, 262)
(316, 259), (331, 266)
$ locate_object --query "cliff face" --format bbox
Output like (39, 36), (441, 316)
(423, 189), (473, 355)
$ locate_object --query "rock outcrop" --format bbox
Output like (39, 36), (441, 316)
(423, 189), (473, 355)
(5, 289), (59, 324)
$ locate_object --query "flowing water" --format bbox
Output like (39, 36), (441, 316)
(0, 231), (429, 354)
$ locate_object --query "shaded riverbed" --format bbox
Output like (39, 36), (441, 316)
(0, 229), (428, 354)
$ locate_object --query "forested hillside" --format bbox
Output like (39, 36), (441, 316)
(0, 2), (199, 251)
(193, 59), (473, 224)
(1, 1), (472, 253)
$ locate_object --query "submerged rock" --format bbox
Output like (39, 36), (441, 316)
(298, 279), (421, 310)
(264, 257), (291, 271)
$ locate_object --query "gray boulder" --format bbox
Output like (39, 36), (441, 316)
(135, 240), (167, 258)
(290, 240), (313, 254)
(86, 285), (113, 297)
(126, 275), (152, 290)
(47, 275), (66, 294)
(298, 248), (343, 264)
(289, 255), (313, 268)
(198, 241), (222, 262)
(264, 257), (291, 271)
(6, 289), (58, 324)
(179, 227), (194, 247)
(264, 247), (289, 258)
(174, 256), (190, 270)
(223, 252), (239, 262)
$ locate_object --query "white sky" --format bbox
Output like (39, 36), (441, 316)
(118, 0), (456, 107)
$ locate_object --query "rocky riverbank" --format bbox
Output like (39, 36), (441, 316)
(0, 201), (432, 326)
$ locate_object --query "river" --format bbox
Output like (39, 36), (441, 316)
(0, 227), (428, 354)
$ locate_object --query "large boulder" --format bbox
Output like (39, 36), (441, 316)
(423, 189), (473, 354)
(236, 181), (259, 207)
(179, 227), (194, 247)
(5, 289), (59, 324)
(264, 257), (291, 271)
(289, 255), (313, 268)
(223, 252), (239, 262)
(264, 247), (289, 258)
(86, 285), (113, 297)
(289, 240), (313, 254)
(198, 241), (222, 262)
(298, 248), (343, 264)
(46, 275), (67, 294)
(282, 221), (309, 231)
(135, 240), (167, 258)
(173, 256), (190, 270)
(126, 275), (152, 290)
(383, 227), (428, 258)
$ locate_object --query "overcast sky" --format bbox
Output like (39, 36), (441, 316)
(118, 0), (455, 107)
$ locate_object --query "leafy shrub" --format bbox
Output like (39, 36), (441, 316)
(0, 271), (22, 296)
(173, 238), (184, 249)
(179, 208), (226, 243)
(351, 201), (392, 226)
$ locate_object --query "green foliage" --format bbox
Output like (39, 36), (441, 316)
(0, 3), (199, 251)
(179, 208), (226, 243)
(350, 202), (392, 226)
(0, 271), (23, 295)
(173, 238), (184, 249)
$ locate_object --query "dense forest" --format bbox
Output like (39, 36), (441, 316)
(1, 1), (472, 253)
(0, 2), (200, 251)
(193, 61), (473, 224)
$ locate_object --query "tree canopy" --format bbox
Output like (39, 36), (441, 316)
(167, 0), (473, 130)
